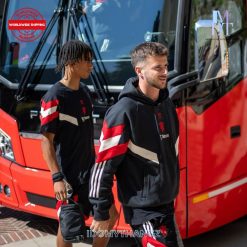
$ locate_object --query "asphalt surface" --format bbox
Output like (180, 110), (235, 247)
(0, 206), (246, 246)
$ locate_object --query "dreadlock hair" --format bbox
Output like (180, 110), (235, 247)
(56, 40), (92, 72)
(130, 42), (168, 68)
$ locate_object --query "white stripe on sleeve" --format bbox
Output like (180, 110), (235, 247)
(128, 141), (159, 164)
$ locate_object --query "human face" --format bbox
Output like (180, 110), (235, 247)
(140, 55), (168, 90)
(74, 56), (93, 79)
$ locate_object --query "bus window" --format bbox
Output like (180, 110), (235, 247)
(0, 0), (59, 85)
(74, 0), (179, 87)
(228, 41), (242, 83)
(195, 20), (228, 81)
(189, 0), (244, 72)
(0, 0), (5, 35)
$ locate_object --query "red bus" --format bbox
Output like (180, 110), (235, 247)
(0, 0), (246, 239)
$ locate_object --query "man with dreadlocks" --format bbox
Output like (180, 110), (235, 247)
(40, 40), (118, 247)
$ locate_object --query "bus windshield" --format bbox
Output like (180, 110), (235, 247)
(0, 0), (178, 88)
(0, 0), (59, 86)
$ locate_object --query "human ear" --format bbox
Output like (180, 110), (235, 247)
(135, 66), (143, 78)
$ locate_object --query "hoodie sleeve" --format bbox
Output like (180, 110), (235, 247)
(89, 105), (130, 221)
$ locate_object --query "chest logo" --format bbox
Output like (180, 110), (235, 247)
(80, 100), (88, 115)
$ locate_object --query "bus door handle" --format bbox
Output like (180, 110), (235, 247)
(230, 125), (241, 138)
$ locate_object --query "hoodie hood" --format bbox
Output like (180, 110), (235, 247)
(119, 77), (169, 105)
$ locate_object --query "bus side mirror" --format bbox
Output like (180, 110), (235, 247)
(195, 20), (229, 82)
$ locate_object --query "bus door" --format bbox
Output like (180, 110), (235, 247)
(185, 0), (247, 237)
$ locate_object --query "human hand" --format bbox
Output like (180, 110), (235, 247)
(54, 181), (67, 201)
(90, 219), (110, 237)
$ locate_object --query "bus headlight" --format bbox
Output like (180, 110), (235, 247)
(0, 129), (15, 161)
(4, 185), (11, 197)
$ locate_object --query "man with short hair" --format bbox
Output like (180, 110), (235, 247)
(40, 40), (118, 247)
(89, 42), (183, 247)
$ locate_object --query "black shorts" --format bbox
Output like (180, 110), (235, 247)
(74, 184), (93, 217)
(131, 215), (183, 247)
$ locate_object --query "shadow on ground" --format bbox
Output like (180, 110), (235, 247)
(183, 216), (247, 247)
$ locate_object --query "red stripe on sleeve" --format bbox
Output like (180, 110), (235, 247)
(40, 111), (59, 126)
(101, 121), (125, 140)
(96, 142), (128, 163)
(41, 99), (59, 111)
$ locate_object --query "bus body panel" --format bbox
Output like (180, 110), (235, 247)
(177, 107), (187, 170)
(188, 176), (247, 237)
(175, 106), (188, 237)
(20, 135), (48, 170)
(0, 156), (19, 207)
(0, 109), (25, 165)
(174, 169), (187, 239)
(186, 79), (247, 236)
(10, 163), (56, 219)
(187, 80), (247, 196)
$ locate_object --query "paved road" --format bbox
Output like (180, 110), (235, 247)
(0, 206), (246, 246)
(184, 216), (247, 247)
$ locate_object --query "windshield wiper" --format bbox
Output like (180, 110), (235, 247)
(11, 0), (65, 112)
(69, 0), (113, 106)
(30, 34), (58, 88)
(12, 0), (112, 114)
(83, 13), (112, 102)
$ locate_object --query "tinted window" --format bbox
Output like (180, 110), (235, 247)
(189, 0), (244, 71)
(0, 0), (59, 84)
(72, 0), (178, 87)
(0, 0), (179, 88)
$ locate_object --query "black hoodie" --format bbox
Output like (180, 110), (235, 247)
(89, 77), (179, 221)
